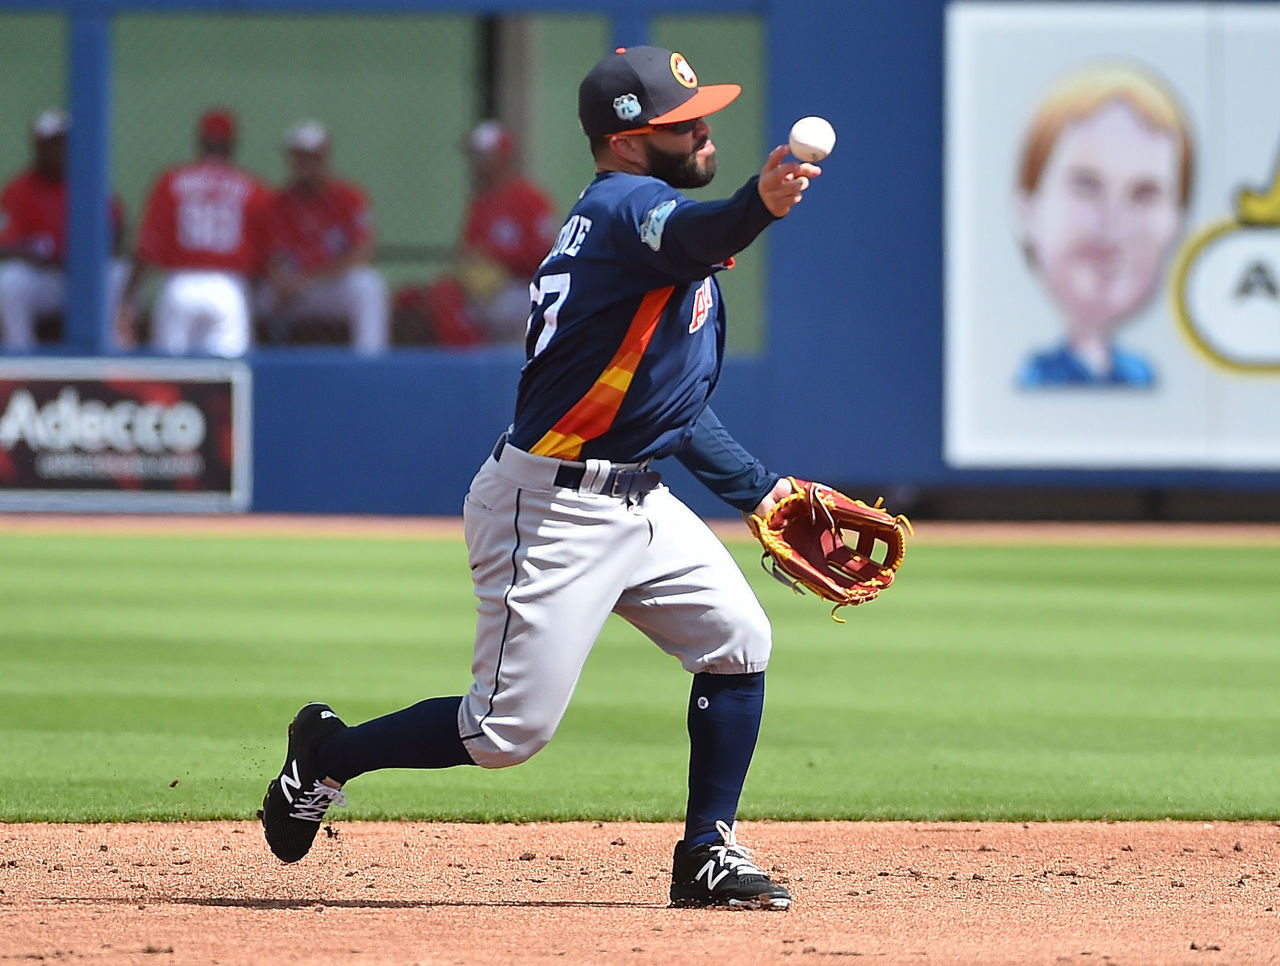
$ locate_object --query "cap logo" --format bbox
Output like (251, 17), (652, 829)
(613, 93), (642, 123)
(670, 53), (698, 89)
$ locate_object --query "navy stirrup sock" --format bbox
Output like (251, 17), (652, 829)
(315, 695), (475, 784)
(684, 671), (765, 848)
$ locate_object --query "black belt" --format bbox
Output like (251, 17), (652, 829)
(492, 435), (661, 500)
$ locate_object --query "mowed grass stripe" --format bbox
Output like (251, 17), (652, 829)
(1, 533), (1276, 822)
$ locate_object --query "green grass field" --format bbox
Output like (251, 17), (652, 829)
(2, 529), (1277, 824)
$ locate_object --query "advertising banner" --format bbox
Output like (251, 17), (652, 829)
(946, 3), (1280, 468)
(0, 358), (250, 510)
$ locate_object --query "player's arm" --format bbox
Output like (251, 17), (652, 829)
(657, 177), (775, 269)
(659, 148), (821, 268)
(674, 405), (788, 514)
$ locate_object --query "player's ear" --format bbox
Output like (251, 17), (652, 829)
(608, 134), (647, 169)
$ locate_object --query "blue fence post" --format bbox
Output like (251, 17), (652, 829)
(66, 8), (114, 355)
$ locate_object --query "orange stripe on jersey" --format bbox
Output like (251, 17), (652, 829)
(531, 285), (675, 460)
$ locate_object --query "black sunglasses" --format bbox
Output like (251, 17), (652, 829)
(651, 118), (700, 135)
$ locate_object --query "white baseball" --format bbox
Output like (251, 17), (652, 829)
(788, 116), (836, 162)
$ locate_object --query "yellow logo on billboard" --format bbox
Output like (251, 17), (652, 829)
(1172, 166), (1280, 373)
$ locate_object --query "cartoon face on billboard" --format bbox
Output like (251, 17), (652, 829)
(1014, 63), (1194, 388)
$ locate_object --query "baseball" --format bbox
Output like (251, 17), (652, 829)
(788, 116), (836, 162)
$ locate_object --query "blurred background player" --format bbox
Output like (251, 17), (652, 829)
(392, 120), (557, 346)
(256, 120), (389, 354)
(0, 109), (129, 351)
(119, 107), (272, 357)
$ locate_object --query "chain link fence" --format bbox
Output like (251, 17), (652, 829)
(0, 9), (765, 352)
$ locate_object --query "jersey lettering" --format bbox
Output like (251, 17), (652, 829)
(546, 214), (593, 260)
(690, 277), (712, 333)
(527, 272), (571, 357)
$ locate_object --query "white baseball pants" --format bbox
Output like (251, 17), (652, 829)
(151, 270), (251, 357)
(257, 265), (390, 353)
(458, 438), (772, 769)
(0, 258), (129, 350)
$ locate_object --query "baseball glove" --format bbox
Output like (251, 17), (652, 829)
(746, 477), (912, 621)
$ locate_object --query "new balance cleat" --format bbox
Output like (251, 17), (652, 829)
(669, 820), (792, 910)
(261, 702), (348, 863)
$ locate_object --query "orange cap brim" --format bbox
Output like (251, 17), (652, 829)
(648, 83), (742, 125)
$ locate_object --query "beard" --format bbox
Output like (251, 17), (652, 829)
(644, 137), (716, 189)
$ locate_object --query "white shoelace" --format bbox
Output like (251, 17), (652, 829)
(709, 820), (765, 876)
(289, 781), (348, 822)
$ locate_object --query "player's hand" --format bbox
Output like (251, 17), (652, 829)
(757, 145), (821, 218)
(750, 476), (795, 518)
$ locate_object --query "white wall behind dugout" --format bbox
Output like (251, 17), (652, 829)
(947, 3), (1280, 469)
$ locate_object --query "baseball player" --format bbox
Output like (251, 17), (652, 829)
(261, 45), (821, 911)
(256, 120), (389, 354)
(120, 108), (272, 357)
(393, 120), (558, 345)
(0, 109), (129, 350)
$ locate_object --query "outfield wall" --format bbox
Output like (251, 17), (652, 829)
(2, 0), (1279, 517)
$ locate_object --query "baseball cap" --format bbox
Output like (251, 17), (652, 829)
(578, 46), (740, 138)
(198, 108), (237, 143)
(286, 119), (329, 153)
(466, 120), (515, 158)
(32, 109), (69, 140)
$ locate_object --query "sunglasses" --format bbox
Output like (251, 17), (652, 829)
(651, 118), (700, 135)
(616, 117), (702, 137)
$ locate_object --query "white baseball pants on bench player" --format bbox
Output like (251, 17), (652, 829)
(151, 270), (252, 357)
(458, 438), (772, 769)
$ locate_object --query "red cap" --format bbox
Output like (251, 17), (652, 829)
(198, 108), (237, 143)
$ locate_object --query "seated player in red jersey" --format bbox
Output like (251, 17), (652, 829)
(392, 121), (558, 346)
(256, 120), (389, 354)
(0, 109), (129, 351)
(120, 108), (273, 357)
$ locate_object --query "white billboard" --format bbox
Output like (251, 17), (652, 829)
(947, 3), (1280, 468)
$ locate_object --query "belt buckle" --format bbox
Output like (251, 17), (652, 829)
(608, 471), (628, 499)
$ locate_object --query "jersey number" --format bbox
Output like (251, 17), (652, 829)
(527, 272), (570, 358)
(178, 200), (242, 254)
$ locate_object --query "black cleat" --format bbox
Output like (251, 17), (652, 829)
(669, 821), (792, 911)
(261, 702), (348, 863)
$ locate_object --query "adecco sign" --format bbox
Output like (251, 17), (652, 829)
(0, 359), (251, 511)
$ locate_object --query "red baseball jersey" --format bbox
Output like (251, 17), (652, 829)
(0, 169), (125, 263)
(463, 177), (557, 280)
(266, 179), (374, 273)
(136, 158), (272, 274)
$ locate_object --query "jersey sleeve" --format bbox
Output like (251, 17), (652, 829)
(344, 182), (375, 247)
(135, 175), (173, 264)
(673, 405), (779, 512)
(613, 176), (776, 281)
(0, 179), (28, 245)
(245, 183), (274, 276)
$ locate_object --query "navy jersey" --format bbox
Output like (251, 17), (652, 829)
(511, 170), (773, 463)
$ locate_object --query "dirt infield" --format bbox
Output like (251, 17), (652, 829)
(3, 820), (1279, 965)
